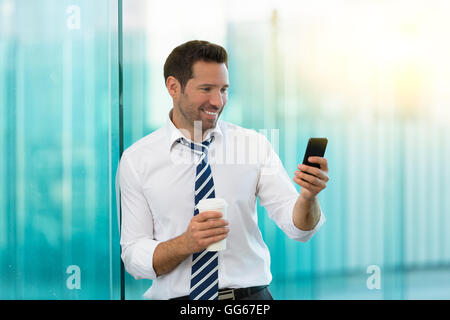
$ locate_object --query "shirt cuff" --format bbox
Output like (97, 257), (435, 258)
(121, 238), (161, 280)
(286, 209), (326, 242)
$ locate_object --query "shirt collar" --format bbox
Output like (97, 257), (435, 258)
(165, 108), (223, 152)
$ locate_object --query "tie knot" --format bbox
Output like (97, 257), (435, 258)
(178, 136), (214, 154)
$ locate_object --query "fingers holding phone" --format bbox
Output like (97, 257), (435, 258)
(294, 138), (329, 199)
(298, 159), (329, 180)
(304, 156), (329, 173)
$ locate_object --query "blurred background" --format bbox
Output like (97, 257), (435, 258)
(1, 0), (449, 299)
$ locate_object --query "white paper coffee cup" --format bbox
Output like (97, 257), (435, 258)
(197, 198), (228, 252)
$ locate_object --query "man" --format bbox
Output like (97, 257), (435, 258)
(119, 40), (329, 300)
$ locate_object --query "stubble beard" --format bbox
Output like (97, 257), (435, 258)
(177, 99), (218, 134)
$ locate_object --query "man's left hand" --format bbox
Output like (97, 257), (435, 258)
(293, 157), (329, 201)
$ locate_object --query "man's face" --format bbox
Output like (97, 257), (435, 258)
(175, 61), (229, 133)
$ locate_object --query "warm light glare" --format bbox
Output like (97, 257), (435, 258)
(128, 0), (450, 122)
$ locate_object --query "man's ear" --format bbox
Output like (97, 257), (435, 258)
(166, 76), (181, 98)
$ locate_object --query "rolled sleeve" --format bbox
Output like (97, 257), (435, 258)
(285, 209), (326, 242)
(256, 134), (325, 242)
(118, 152), (160, 280)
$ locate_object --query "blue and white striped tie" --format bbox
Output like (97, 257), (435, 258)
(178, 136), (219, 300)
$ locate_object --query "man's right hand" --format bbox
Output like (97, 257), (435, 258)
(183, 210), (229, 254)
(153, 210), (229, 277)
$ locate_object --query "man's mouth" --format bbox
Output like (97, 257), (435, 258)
(201, 109), (219, 119)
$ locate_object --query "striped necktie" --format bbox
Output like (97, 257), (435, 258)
(178, 135), (219, 300)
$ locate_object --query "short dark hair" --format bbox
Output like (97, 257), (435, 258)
(164, 40), (228, 92)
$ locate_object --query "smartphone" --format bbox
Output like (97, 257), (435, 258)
(302, 138), (328, 169)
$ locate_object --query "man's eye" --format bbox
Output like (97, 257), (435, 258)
(221, 88), (228, 93)
(201, 88), (211, 92)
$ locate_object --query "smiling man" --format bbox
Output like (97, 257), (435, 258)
(166, 56), (229, 139)
(119, 40), (328, 300)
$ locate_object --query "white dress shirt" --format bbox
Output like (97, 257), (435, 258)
(118, 109), (326, 300)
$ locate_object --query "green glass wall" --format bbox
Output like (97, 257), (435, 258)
(1, 0), (449, 300)
(0, 0), (121, 299)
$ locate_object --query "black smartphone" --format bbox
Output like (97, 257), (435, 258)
(302, 138), (328, 169)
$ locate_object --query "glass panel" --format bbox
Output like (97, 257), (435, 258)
(0, 0), (121, 299)
(120, 0), (153, 299)
(121, 0), (450, 300)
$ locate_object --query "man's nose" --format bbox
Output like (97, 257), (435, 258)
(210, 90), (223, 107)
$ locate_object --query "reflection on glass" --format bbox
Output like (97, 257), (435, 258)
(0, 0), (120, 299)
